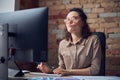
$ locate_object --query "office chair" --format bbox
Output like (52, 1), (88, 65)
(93, 32), (106, 76)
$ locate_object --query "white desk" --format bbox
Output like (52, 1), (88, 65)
(9, 72), (120, 80)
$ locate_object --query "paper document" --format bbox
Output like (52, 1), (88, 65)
(29, 72), (61, 77)
(8, 68), (19, 77)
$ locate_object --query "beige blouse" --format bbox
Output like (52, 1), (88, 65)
(58, 34), (101, 75)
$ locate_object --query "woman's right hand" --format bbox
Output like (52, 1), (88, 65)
(37, 62), (52, 73)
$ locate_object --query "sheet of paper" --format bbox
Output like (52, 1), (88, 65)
(8, 68), (19, 77)
(29, 72), (61, 77)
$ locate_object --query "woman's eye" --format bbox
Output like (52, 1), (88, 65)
(72, 16), (79, 20)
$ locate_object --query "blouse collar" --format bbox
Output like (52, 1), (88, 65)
(66, 38), (86, 47)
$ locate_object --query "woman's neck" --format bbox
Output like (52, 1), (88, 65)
(71, 33), (81, 44)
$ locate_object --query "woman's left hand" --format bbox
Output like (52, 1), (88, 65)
(53, 68), (69, 76)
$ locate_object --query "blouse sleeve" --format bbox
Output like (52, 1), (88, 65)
(89, 36), (102, 75)
(58, 41), (66, 69)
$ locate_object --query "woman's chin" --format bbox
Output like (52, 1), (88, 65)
(68, 30), (75, 33)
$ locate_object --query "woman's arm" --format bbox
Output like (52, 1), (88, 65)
(88, 36), (101, 75)
(53, 67), (91, 76)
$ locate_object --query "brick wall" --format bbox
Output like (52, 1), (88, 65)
(38, 0), (120, 76)
(20, 0), (39, 9)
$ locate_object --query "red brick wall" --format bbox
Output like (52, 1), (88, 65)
(20, 0), (39, 10)
(38, 0), (120, 76)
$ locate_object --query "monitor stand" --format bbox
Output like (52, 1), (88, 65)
(15, 69), (24, 77)
(14, 61), (24, 77)
(8, 46), (25, 77)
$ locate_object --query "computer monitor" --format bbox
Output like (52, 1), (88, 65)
(0, 7), (48, 62)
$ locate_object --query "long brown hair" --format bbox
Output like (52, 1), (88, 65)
(64, 8), (91, 41)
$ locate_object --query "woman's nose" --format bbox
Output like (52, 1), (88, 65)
(68, 20), (74, 24)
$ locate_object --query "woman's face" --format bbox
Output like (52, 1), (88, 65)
(64, 11), (83, 34)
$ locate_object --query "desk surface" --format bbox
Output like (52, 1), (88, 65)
(9, 72), (120, 80)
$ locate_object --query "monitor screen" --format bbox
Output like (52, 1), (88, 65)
(0, 7), (48, 62)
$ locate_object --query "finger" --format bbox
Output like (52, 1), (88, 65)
(37, 63), (43, 69)
(37, 64), (41, 69)
(41, 62), (43, 65)
(53, 69), (61, 74)
(41, 62), (46, 65)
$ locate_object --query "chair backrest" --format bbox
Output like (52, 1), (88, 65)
(92, 32), (106, 76)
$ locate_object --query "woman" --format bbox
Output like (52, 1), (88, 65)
(37, 8), (101, 76)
